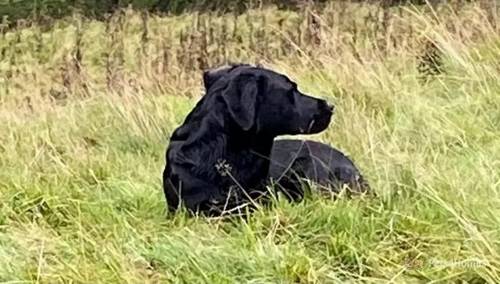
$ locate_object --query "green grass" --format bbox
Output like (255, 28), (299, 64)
(1, 2), (500, 283)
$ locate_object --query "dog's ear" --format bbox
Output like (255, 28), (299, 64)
(203, 68), (230, 91)
(203, 64), (253, 91)
(222, 75), (260, 131)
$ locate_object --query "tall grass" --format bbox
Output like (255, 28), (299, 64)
(0, 1), (499, 283)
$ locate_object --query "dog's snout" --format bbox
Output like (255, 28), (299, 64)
(317, 100), (334, 113)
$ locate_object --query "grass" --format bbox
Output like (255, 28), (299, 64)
(1, 1), (500, 283)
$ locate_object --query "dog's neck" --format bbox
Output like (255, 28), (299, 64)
(229, 131), (274, 155)
(172, 124), (275, 185)
(213, 131), (275, 192)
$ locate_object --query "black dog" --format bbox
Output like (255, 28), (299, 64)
(163, 64), (333, 215)
(269, 139), (370, 201)
(202, 64), (370, 200)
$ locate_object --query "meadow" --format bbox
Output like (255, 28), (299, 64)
(0, 1), (499, 282)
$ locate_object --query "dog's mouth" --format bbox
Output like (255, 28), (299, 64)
(298, 120), (315, 134)
(303, 112), (332, 134)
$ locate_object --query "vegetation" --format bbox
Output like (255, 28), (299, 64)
(0, 1), (499, 282)
(3, 0), (322, 23)
(0, 0), (464, 24)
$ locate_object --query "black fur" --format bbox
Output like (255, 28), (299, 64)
(268, 139), (370, 200)
(163, 64), (333, 215)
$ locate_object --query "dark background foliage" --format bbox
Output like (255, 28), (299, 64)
(1, 0), (441, 24)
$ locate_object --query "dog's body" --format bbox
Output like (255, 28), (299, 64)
(163, 65), (333, 215)
(201, 64), (369, 198)
(269, 139), (369, 200)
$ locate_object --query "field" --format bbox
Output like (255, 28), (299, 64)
(0, 1), (499, 283)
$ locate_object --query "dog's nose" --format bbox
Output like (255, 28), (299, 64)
(327, 103), (334, 112)
(322, 102), (334, 113)
(317, 100), (334, 114)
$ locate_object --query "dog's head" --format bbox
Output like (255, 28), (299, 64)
(204, 64), (334, 136)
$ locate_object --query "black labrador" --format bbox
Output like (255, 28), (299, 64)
(203, 64), (370, 201)
(203, 64), (370, 196)
(163, 64), (334, 215)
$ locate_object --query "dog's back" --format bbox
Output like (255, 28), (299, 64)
(269, 139), (369, 199)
